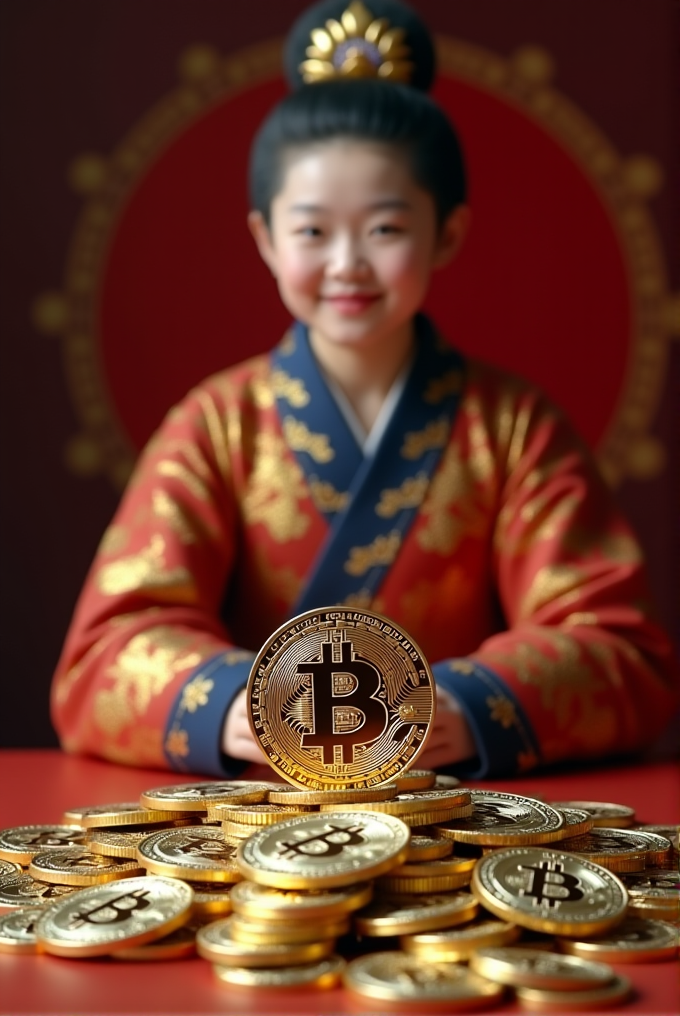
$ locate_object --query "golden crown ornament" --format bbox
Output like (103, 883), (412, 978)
(300, 1), (414, 83)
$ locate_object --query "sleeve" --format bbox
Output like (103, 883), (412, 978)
(51, 380), (254, 776)
(433, 384), (679, 777)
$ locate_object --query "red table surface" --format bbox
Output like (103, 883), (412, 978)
(0, 750), (678, 1016)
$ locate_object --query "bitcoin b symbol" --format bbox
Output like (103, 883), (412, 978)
(520, 860), (584, 908)
(278, 823), (367, 859)
(299, 638), (387, 764)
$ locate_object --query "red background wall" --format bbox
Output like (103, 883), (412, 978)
(0, 0), (678, 748)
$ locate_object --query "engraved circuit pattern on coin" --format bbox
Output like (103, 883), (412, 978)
(247, 608), (435, 789)
(35, 875), (193, 957)
(471, 847), (628, 936)
(237, 810), (411, 889)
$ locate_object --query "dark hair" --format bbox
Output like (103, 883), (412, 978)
(249, 0), (466, 226)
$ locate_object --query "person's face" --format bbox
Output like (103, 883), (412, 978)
(249, 140), (468, 355)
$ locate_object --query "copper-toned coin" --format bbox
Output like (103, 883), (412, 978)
(28, 849), (143, 886)
(0, 825), (87, 865)
(137, 827), (241, 883)
(247, 608), (435, 789)
(471, 847), (628, 937)
(559, 916), (678, 963)
(548, 802), (635, 829)
(140, 781), (272, 812)
(62, 803), (187, 827)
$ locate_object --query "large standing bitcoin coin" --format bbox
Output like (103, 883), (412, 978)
(35, 875), (193, 957)
(247, 608), (435, 789)
(343, 952), (506, 1009)
(236, 811), (410, 889)
(471, 847), (628, 936)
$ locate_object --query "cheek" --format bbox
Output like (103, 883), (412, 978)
(377, 244), (431, 289)
(276, 249), (321, 293)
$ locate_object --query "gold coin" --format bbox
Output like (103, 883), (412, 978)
(212, 954), (346, 989)
(28, 849), (143, 886)
(548, 808), (594, 841)
(236, 811), (410, 890)
(514, 973), (631, 1011)
(247, 607), (435, 789)
(0, 825), (87, 865)
(230, 879), (373, 923)
(196, 917), (334, 966)
(343, 951), (506, 1009)
(393, 769), (437, 792)
(401, 917), (520, 958)
(557, 828), (654, 871)
(0, 906), (46, 954)
(221, 821), (257, 840)
(399, 806), (475, 828)
(622, 868), (679, 910)
(228, 912), (350, 945)
(376, 872), (472, 895)
(214, 804), (312, 826)
(186, 881), (233, 919)
(389, 855), (476, 879)
(469, 946), (614, 990)
(319, 788), (471, 817)
(548, 801), (635, 828)
(0, 859), (21, 878)
(471, 847), (628, 936)
(406, 834), (453, 862)
(434, 774), (461, 789)
(634, 824), (678, 858)
(0, 872), (80, 909)
(356, 891), (479, 937)
(62, 803), (187, 827)
(267, 785), (397, 806)
(140, 781), (272, 812)
(137, 827), (241, 883)
(87, 829), (158, 860)
(111, 922), (198, 960)
(437, 791), (564, 845)
(628, 829), (674, 866)
(35, 875), (193, 957)
(559, 916), (679, 963)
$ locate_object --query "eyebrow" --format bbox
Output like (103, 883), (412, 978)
(287, 199), (412, 213)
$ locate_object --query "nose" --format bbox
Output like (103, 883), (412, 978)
(327, 232), (370, 279)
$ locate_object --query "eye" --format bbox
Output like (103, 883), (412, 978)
(294, 225), (323, 238)
(371, 222), (404, 236)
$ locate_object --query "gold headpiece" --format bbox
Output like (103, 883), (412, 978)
(299, 1), (414, 84)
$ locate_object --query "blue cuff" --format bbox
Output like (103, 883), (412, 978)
(433, 659), (541, 778)
(163, 650), (255, 776)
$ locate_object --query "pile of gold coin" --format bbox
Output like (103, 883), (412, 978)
(0, 612), (678, 1009)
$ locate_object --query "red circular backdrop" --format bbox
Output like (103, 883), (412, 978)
(100, 75), (628, 451)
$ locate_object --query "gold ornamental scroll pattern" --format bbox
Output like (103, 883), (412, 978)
(31, 37), (677, 489)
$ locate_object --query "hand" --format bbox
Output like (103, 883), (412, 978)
(416, 685), (476, 770)
(221, 688), (268, 763)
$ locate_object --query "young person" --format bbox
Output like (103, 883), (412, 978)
(51, 0), (678, 778)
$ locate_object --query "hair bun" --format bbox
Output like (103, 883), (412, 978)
(284, 0), (436, 92)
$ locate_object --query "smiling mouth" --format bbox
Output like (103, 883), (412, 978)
(323, 293), (381, 313)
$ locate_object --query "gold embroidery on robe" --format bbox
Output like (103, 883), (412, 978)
(180, 675), (214, 713)
(563, 611), (599, 626)
(487, 695), (518, 729)
(309, 479), (349, 513)
(401, 418), (449, 460)
(376, 474), (428, 518)
(252, 369), (310, 410)
(102, 726), (165, 767)
(156, 460), (210, 502)
(165, 729), (190, 758)
(196, 390), (230, 478)
(416, 445), (488, 555)
(345, 531), (401, 577)
(519, 564), (586, 619)
(98, 525), (129, 556)
(243, 433), (310, 542)
(423, 370), (462, 405)
(152, 489), (197, 544)
(94, 627), (202, 740)
(343, 588), (374, 609)
(467, 416), (494, 483)
(96, 534), (197, 601)
(283, 416), (334, 463)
